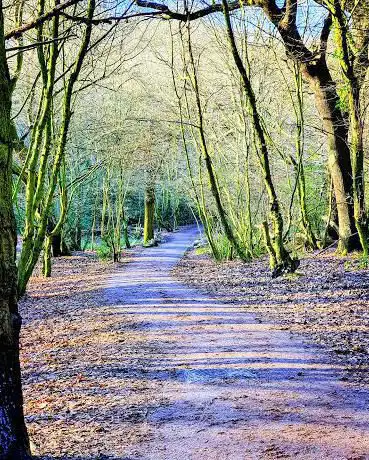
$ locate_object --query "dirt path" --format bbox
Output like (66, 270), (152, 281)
(101, 226), (369, 459)
(22, 226), (369, 459)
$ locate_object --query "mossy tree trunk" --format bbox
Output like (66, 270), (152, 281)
(329, 0), (368, 257)
(0, 4), (31, 456)
(42, 235), (52, 278)
(185, 19), (250, 262)
(222, 0), (296, 275)
(302, 60), (355, 254)
(268, 4), (357, 253)
(17, 0), (96, 296)
(144, 185), (155, 246)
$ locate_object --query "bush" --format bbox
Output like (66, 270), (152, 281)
(96, 242), (112, 261)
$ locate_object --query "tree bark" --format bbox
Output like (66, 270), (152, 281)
(301, 61), (356, 253)
(144, 185), (155, 245)
(0, 3), (31, 456)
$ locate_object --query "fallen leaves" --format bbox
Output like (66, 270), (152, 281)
(173, 249), (369, 383)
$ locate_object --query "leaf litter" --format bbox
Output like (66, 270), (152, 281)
(173, 248), (369, 383)
(19, 231), (369, 459)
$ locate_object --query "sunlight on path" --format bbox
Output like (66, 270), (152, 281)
(21, 226), (369, 459)
(100, 226), (369, 460)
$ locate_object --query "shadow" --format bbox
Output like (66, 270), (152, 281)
(20, 225), (369, 459)
(37, 457), (137, 460)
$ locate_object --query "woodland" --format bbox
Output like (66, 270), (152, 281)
(1, 0), (369, 458)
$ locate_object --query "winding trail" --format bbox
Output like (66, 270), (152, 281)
(103, 226), (369, 459)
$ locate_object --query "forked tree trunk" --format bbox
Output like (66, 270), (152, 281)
(0, 4), (31, 456)
(266, 5), (359, 253)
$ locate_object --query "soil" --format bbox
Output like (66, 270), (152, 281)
(20, 226), (369, 459)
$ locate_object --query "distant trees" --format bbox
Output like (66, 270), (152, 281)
(136, 0), (369, 256)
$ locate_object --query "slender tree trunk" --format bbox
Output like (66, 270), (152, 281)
(292, 66), (317, 250)
(123, 220), (131, 249)
(71, 220), (82, 251)
(170, 24), (220, 259)
(296, 162), (317, 249)
(222, 0), (296, 275)
(144, 185), (155, 245)
(122, 205), (131, 249)
(185, 19), (250, 262)
(101, 177), (108, 241)
(0, 4), (31, 456)
(42, 236), (52, 277)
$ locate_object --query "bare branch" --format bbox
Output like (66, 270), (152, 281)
(5, 0), (81, 40)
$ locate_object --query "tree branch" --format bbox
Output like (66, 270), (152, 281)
(319, 12), (332, 61)
(5, 0), (81, 40)
(133, 0), (243, 21)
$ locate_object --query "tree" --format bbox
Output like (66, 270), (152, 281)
(221, 0), (297, 274)
(134, 0), (369, 253)
(0, 1), (30, 457)
(16, 0), (96, 296)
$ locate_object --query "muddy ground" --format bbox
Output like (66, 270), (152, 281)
(20, 227), (369, 459)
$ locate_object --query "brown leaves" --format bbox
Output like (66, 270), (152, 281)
(174, 249), (369, 382)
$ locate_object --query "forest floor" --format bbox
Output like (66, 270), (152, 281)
(174, 243), (369, 385)
(20, 226), (369, 460)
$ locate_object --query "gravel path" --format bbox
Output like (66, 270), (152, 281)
(22, 226), (369, 459)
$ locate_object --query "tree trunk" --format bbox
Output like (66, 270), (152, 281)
(76, 224), (82, 251)
(302, 61), (357, 253)
(51, 233), (62, 257)
(0, 4), (31, 456)
(16, 0), (95, 298)
(265, 5), (359, 253)
(331, 1), (368, 256)
(123, 221), (131, 249)
(144, 185), (155, 245)
(185, 19), (250, 262)
(291, 66), (317, 250)
(42, 236), (52, 277)
(222, 0), (295, 274)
